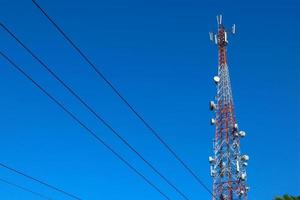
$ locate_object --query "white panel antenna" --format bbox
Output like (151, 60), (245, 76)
(236, 161), (240, 172)
(209, 32), (214, 41)
(232, 24), (236, 34)
(224, 31), (228, 43)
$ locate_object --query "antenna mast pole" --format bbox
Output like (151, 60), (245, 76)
(208, 15), (249, 200)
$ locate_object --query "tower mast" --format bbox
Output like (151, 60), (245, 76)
(208, 15), (249, 200)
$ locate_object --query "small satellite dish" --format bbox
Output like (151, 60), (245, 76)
(239, 131), (246, 137)
(239, 190), (245, 196)
(210, 118), (216, 125)
(209, 101), (217, 111)
(241, 155), (249, 161)
(208, 156), (215, 163)
(240, 173), (247, 181)
(213, 76), (220, 84)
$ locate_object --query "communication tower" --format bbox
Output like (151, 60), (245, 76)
(208, 15), (249, 200)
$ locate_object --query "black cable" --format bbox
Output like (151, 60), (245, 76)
(0, 176), (52, 200)
(0, 22), (190, 200)
(31, 0), (214, 197)
(0, 163), (80, 200)
(0, 51), (171, 200)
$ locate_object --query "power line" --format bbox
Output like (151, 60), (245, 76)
(0, 51), (171, 200)
(31, 0), (214, 197)
(0, 163), (80, 200)
(0, 22), (190, 200)
(0, 176), (52, 200)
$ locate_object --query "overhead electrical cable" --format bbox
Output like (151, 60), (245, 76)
(0, 21), (190, 200)
(0, 163), (80, 200)
(0, 51), (171, 200)
(30, 0), (214, 197)
(0, 176), (52, 200)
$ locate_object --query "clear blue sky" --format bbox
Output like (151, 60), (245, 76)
(0, 0), (299, 199)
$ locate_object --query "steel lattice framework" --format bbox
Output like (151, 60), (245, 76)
(208, 15), (249, 200)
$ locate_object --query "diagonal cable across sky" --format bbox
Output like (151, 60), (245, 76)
(30, 0), (214, 196)
(0, 21), (191, 200)
(0, 50), (172, 200)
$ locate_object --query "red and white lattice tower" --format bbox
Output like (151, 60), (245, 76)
(208, 15), (249, 200)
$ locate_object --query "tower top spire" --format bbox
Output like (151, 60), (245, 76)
(216, 15), (223, 27)
(209, 15), (236, 46)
